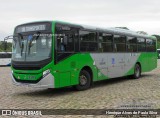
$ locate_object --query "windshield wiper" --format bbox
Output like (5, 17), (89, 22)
(18, 33), (24, 56)
(28, 32), (41, 55)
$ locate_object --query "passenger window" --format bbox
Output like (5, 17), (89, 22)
(137, 38), (146, 52)
(114, 35), (126, 52)
(126, 37), (137, 52)
(99, 33), (113, 52)
(80, 30), (97, 52)
(146, 39), (156, 52)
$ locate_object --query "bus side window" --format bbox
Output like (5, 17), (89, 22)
(98, 33), (113, 52)
(126, 37), (137, 52)
(137, 38), (146, 52)
(79, 30), (97, 52)
(146, 39), (156, 52)
(114, 35), (126, 52)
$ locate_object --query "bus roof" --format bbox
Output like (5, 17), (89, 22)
(54, 20), (156, 40)
(15, 20), (157, 40)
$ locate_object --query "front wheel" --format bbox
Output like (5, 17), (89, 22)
(75, 70), (91, 91)
(133, 64), (141, 79)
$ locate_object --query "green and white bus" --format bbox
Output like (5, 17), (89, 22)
(10, 21), (157, 90)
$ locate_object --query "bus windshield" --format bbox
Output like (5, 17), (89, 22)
(12, 33), (52, 62)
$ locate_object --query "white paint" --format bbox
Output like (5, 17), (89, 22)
(90, 53), (140, 78)
(11, 73), (55, 88)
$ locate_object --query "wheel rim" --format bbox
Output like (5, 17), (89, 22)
(79, 75), (87, 85)
(135, 65), (140, 77)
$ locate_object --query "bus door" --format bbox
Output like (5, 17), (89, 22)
(55, 24), (79, 87)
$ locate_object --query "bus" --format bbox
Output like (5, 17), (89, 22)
(0, 52), (11, 66)
(9, 21), (157, 90)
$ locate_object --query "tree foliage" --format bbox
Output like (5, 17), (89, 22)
(0, 41), (12, 52)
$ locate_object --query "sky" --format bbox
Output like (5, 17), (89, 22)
(0, 0), (160, 40)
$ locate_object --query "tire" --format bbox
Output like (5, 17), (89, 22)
(75, 70), (91, 91)
(133, 64), (141, 79)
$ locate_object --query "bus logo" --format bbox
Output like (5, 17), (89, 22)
(112, 58), (115, 64)
(2, 110), (11, 115)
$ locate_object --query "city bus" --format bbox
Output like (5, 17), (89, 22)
(0, 52), (11, 66)
(9, 21), (157, 90)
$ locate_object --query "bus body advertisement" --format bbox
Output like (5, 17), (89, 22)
(9, 21), (157, 90)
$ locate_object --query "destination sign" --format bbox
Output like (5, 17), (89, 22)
(16, 24), (48, 33)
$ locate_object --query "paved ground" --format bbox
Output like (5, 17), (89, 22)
(0, 60), (160, 117)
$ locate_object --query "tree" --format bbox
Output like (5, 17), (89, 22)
(0, 41), (12, 52)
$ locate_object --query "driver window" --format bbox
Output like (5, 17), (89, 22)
(56, 26), (75, 53)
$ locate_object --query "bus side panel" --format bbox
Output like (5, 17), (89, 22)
(125, 52), (157, 76)
(138, 53), (148, 72)
(78, 53), (99, 82)
(134, 52), (157, 73)
(124, 53), (140, 76)
(107, 53), (125, 78)
(52, 54), (79, 88)
(90, 53), (109, 81)
(52, 52), (157, 88)
(52, 72), (60, 88)
(59, 72), (71, 87)
(91, 53), (141, 79)
(51, 53), (98, 88)
(147, 52), (157, 71)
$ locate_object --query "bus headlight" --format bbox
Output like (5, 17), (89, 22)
(43, 69), (50, 77)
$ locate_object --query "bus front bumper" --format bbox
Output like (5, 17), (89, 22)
(11, 73), (55, 88)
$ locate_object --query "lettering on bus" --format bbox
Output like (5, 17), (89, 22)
(16, 24), (47, 33)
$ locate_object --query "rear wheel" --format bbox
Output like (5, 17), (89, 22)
(133, 63), (141, 79)
(75, 70), (91, 91)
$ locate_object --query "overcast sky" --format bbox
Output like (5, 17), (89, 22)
(0, 0), (160, 40)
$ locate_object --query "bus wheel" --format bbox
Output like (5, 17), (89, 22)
(134, 63), (141, 79)
(75, 70), (91, 91)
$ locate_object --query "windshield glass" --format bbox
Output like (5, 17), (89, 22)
(12, 33), (52, 62)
